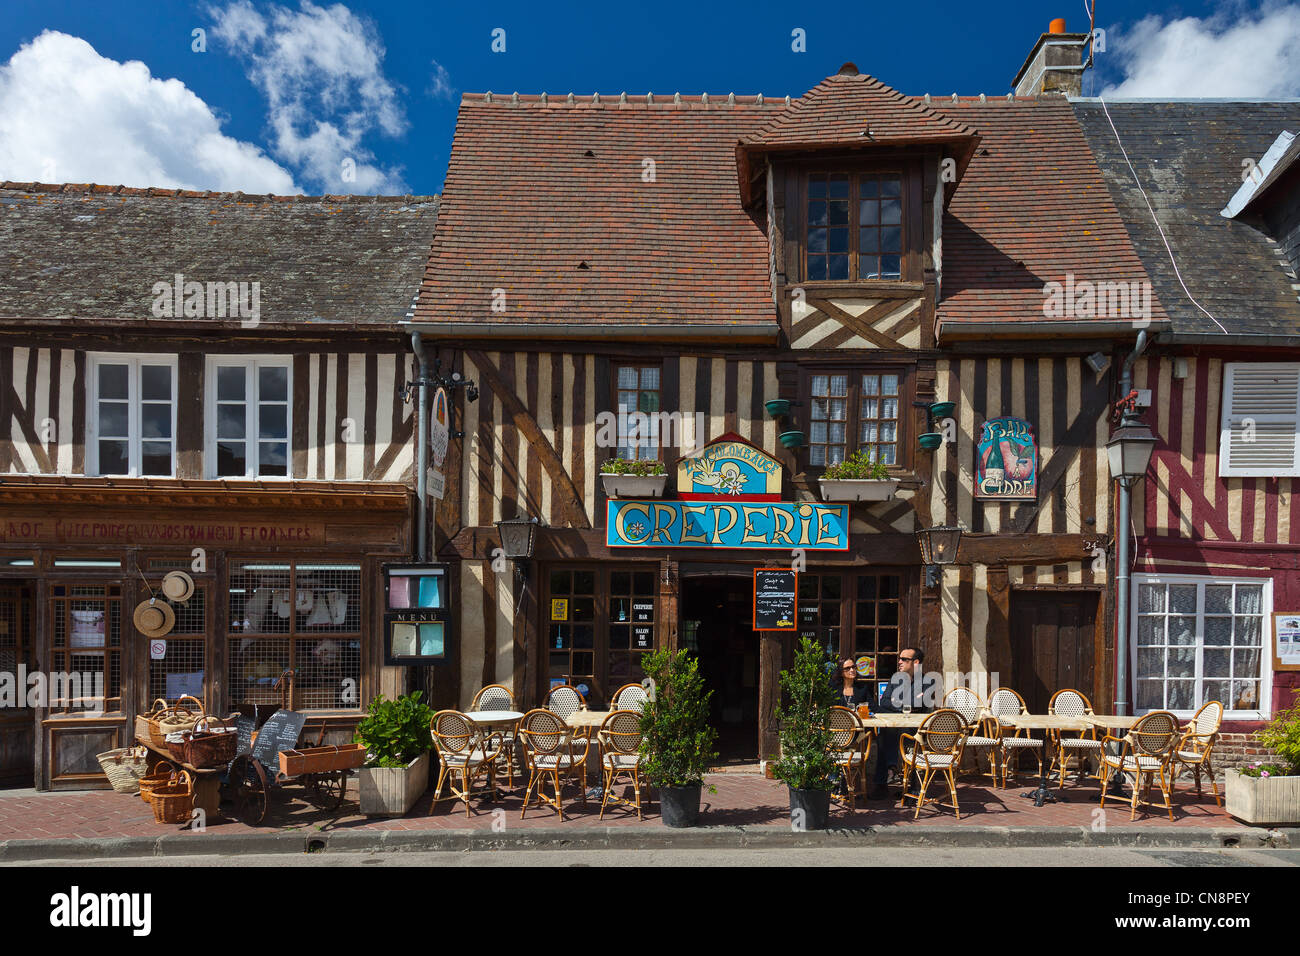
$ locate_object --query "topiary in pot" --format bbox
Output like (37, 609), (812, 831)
(638, 647), (718, 827)
(773, 637), (839, 829)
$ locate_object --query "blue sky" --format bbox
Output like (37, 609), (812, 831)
(2, 0), (1298, 195)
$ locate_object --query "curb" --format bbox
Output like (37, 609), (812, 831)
(1, 825), (1293, 860)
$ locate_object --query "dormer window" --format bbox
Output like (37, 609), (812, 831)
(806, 172), (903, 281)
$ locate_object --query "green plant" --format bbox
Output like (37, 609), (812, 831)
(353, 691), (434, 768)
(772, 637), (839, 791)
(600, 457), (666, 477)
(1258, 700), (1300, 775)
(1239, 762), (1291, 778)
(821, 449), (890, 481)
(638, 648), (718, 789)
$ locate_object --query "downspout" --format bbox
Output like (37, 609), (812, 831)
(1114, 329), (1148, 716)
(411, 332), (429, 562)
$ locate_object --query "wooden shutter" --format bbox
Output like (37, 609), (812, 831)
(1219, 363), (1300, 476)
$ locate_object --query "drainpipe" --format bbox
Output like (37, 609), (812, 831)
(411, 332), (429, 562)
(1114, 329), (1148, 716)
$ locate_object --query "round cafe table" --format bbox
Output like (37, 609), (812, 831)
(466, 710), (524, 727)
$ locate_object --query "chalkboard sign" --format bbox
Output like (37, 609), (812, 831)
(753, 569), (798, 631)
(235, 715), (256, 757)
(249, 709), (306, 773)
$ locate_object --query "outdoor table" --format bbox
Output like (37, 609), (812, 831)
(467, 709), (524, 728)
(565, 709), (612, 730)
(138, 739), (224, 817)
(993, 714), (1090, 807)
(858, 712), (932, 729)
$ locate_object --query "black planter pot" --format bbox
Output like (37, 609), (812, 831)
(659, 783), (702, 828)
(787, 786), (832, 830)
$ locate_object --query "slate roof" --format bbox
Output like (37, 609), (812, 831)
(0, 182), (439, 326)
(930, 97), (1164, 337)
(415, 93), (786, 328)
(1073, 102), (1300, 341)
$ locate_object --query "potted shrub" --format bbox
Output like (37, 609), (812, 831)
(354, 691), (434, 816)
(1225, 701), (1300, 825)
(773, 637), (839, 830)
(818, 450), (899, 502)
(599, 457), (668, 498)
(638, 647), (718, 827)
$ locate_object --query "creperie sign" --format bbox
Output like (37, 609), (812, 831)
(1, 518), (323, 545)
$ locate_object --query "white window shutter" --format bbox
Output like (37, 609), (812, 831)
(1219, 363), (1300, 476)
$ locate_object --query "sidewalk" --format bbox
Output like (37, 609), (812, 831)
(2, 770), (1289, 860)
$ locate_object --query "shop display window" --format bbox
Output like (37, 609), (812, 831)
(546, 566), (656, 706)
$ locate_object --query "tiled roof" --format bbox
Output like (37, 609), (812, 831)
(741, 70), (978, 151)
(1073, 102), (1300, 339)
(0, 182), (439, 326)
(415, 93), (786, 327)
(931, 97), (1165, 335)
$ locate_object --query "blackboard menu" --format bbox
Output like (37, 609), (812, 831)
(235, 715), (256, 757)
(753, 569), (798, 631)
(250, 710), (306, 772)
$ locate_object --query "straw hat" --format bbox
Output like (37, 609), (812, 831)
(133, 598), (176, 638)
(161, 570), (195, 603)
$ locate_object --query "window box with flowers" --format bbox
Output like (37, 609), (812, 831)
(600, 458), (668, 499)
(817, 451), (899, 502)
(1224, 702), (1300, 825)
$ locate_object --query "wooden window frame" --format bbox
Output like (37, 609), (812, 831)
(87, 354), (179, 478)
(204, 356), (294, 480)
(800, 364), (914, 473)
(1219, 362), (1300, 477)
(798, 568), (913, 686)
(610, 362), (665, 462)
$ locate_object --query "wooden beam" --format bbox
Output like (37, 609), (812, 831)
(810, 297), (914, 351)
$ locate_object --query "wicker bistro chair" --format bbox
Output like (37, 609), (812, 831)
(1171, 700), (1225, 806)
(828, 706), (868, 809)
(597, 710), (644, 820)
(899, 708), (968, 819)
(430, 710), (506, 817)
(1048, 689), (1103, 787)
(1100, 711), (1180, 821)
(988, 688), (1044, 788)
(470, 683), (519, 788)
(611, 682), (650, 714)
(519, 708), (591, 821)
(943, 687), (998, 779)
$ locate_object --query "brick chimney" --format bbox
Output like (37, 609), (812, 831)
(1013, 19), (1089, 97)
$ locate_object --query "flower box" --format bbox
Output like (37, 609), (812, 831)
(358, 752), (430, 817)
(1224, 769), (1300, 825)
(818, 478), (900, 502)
(600, 474), (668, 498)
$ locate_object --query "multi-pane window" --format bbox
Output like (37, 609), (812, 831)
(809, 372), (902, 467)
(49, 584), (122, 713)
(797, 574), (842, 654)
(608, 571), (656, 689)
(548, 569), (597, 700)
(806, 172), (903, 281)
(795, 572), (904, 686)
(1134, 576), (1269, 715)
(228, 560), (362, 710)
(208, 359), (291, 478)
(615, 365), (661, 460)
(90, 356), (177, 477)
(854, 574), (902, 676)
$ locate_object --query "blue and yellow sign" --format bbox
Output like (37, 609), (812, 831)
(677, 433), (782, 500)
(607, 501), (849, 550)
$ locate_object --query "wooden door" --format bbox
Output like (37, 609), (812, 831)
(1010, 590), (1098, 714)
(0, 585), (36, 785)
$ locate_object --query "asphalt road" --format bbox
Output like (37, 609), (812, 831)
(9, 847), (1299, 866)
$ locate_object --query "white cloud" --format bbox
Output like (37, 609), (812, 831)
(428, 61), (454, 100)
(0, 31), (298, 192)
(210, 0), (410, 193)
(1101, 3), (1300, 97)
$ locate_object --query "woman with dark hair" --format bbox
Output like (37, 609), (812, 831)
(834, 658), (873, 709)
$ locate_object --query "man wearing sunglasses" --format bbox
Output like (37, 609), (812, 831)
(866, 648), (930, 801)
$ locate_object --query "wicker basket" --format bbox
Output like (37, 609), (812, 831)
(143, 696), (204, 749)
(134, 699), (169, 746)
(183, 715), (238, 769)
(150, 769), (194, 825)
(96, 747), (148, 793)
(139, 767), (176, 805)
(279, 743), (366, 777)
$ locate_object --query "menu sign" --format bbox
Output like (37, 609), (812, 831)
(753, 569), (797, 631)
(633, 624), (654, 649)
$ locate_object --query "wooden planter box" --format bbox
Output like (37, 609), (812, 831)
(279, 743), (367, 777)
(358, 752), (430, 817)
(1225, 769), (1300, 825)
(600, 474), (668, 498)
(818, 478), (900, 502)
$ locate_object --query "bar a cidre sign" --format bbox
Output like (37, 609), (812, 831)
(753, 569), (797, 631)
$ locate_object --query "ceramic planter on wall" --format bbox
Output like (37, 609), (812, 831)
(1224, 769), (1300, 825)
(818, 478), (900, 502)
(358, 752), (430, 816)
(600, 474), (668, 498)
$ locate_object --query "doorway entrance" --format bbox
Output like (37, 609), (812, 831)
(1010, 589), (1100, 713)
(680, 575), (759, 763)
(0, 583), (36, 787)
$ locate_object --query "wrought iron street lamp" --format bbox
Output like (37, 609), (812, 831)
(495, 515), (541, 560)
(916, 525), (963, 588)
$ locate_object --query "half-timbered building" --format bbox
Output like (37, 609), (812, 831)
(0, 183), (437, 788)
